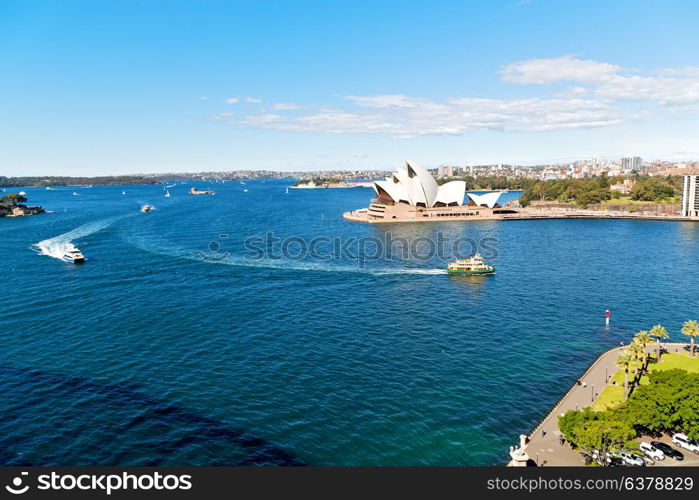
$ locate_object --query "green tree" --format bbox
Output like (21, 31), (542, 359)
(616, 352), (633, 400)
(628, 341), (643, 362)
(633, 330), (653, 369)
(681, 320), (699, 357)
(649, 324), (669, 361)
(0, 193), (27, 205)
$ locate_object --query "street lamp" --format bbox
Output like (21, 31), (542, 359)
(591, 384), (595, 402)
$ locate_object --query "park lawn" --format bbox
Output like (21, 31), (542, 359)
(601, 196), (680, 206)
(649, 353), (699, 373)
(594, 353), (698, 411)
(591, 385), (625, 411)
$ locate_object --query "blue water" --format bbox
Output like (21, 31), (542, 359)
(2, 182), (698, 466)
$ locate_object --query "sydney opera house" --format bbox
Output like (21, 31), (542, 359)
(343, 161), (518, 223)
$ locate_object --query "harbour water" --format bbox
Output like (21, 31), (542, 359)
(2, 181), (698, 465)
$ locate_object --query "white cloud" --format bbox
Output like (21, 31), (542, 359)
(272, 102), (305, 110)
(595, 74), (699, 105)
(241, 95), (621, 138)
(244, 96), (262, 103)
(653, 66), (699, 77)
(199, 96), (208, 101)
(225, 97), (240, 104)
(226, 56), (699, 138)
(500, 55), (621, 84)
(552, 86), (588, 98)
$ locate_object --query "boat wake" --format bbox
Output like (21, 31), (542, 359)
(32, 215), (130, 261)
(124, 235), (447, 276)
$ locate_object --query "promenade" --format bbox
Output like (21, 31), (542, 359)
(344, 207), (699, 224)
(520, 343), (691, 466)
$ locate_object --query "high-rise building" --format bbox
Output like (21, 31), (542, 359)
(621, 156), (642, 171)
(681, 175), (699, 217)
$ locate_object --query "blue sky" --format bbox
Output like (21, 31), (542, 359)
(1, 0), (699, 175)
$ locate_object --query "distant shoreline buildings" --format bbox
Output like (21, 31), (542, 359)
(3, 157), (699, 187)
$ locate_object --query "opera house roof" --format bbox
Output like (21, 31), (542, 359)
(373, 161), (504, 208)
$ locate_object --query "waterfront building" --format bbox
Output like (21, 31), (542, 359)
(344, 161), (516, 223)
(681, 175), (699, 217)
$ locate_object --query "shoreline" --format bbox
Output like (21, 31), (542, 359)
(344, 207), (699, 224)
(511, 342), (693, 467)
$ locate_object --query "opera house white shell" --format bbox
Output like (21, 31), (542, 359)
(373, 161), (504, 208)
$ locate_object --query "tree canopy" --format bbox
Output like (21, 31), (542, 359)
(559, 368), (699, 456)
(0, 193), (28, 205)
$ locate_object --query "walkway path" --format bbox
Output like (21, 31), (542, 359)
(521, 343), (690, 466)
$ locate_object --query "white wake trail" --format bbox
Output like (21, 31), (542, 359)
(33, 215), (129, 261)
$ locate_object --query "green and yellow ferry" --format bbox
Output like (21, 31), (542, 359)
(447, 253), (495, 275)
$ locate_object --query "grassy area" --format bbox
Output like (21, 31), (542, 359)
(601, 196), (680, 206)
(593, 353), (698, 411)
(591, 385), (625, 411)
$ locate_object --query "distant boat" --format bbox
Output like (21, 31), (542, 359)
(122, 190), (126, 195)
(165, 190), (171, 198)
(72, 192), (79, 196)
(286, 186), (289, 194)
(243, 188), (248, 193)
(141, 204), (153, 212)
(189, 187), (215, 195)
(19, 191), (26, 195)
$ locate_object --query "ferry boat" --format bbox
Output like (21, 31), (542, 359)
(447, 253), (495, 275)
(141, 204), (153, 212)
(62, 246), (85, 264)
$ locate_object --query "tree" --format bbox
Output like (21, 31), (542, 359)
(616, 352), (633, 400)
(561, 411), (636, 465)
(613, 369), (699, 440)
(681, 320), (699, 357)
(628, 340), (644, 361)
(649, 324), (669, 361)
(0, 193), (27, 206)
(633, 330), (653, 369)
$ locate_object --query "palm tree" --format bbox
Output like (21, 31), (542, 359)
(616, 351), (633, 400)
(633, 330), (653, 369)
(628, 340), (644, 361)
(681, 320), (699, 357)
(649, 324), (669, 361)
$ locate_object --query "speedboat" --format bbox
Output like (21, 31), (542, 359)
(141, 204), (153, 212)
(447, 253), (495, 275)
(62, 246), (85, 264)
(165, 190), (171, 198)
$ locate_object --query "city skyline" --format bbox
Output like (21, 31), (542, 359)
(2, 0), (699, 176)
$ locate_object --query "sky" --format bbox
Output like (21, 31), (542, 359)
(1, 0), (699, 176)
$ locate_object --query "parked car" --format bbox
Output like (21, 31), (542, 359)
(640, 454), (655, 466)
(672, 433), (699, 454)
(651, 441), (684, 461)
(639, 442), (664, 460)
(618, 451), (645, 466)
